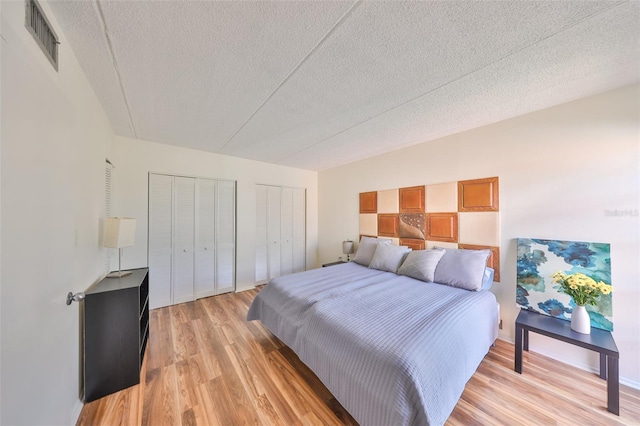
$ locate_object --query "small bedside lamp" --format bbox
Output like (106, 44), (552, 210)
(342, 240), (354, 262)
(104, 217), (136, 278)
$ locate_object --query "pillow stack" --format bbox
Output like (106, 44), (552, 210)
(400, 247), (492, 291)
(352, 238), (493, 291)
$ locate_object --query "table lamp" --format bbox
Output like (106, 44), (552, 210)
(342, 240), (354, 262)
(104, 217), (136, 278)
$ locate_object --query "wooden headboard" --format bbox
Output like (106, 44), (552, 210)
(358, 177), (501, 281)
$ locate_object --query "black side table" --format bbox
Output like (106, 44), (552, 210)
(514, 309), (619, 415)
(322, 261), (346, 267)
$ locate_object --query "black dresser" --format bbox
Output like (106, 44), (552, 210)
(83, 268), (149, 402)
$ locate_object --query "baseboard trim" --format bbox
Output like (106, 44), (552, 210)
(71, 399), (83, 425)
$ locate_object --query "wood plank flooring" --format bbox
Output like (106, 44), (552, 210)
(77, 288), (640, 425)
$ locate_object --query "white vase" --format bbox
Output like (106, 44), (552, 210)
(571, 305), (591, 334)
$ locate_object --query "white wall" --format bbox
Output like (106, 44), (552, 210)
(1, 5), (635, 425)
(318, 85), (640, 388)
(111, 136), (318, 292)
(0, 1), (114, 424)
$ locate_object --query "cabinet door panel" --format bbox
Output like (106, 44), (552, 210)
(150, 174), (234, 306)
(292, 188), (306, 273)
(267, 186), (281, 280)
(280, 187), (294, 276)
(196, 179), (216, 298)
(173, 177), (195, 304)
(216, 246), (234, 294)
(148, 174), (173, 309)
(216, 180), (235, 294)
(173, 250), (194, 304)
(195, 248), (215, 299)
(255, 185), (268, 283)
(256, 185), (306, 283)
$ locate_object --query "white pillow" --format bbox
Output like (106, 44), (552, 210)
(397, 249), (446, 282)
(352, 236), (391, 266)
(433, 247), (491, 291)
(368, 244), (412, 273)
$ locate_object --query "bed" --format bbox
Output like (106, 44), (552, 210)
(247, 247), (499, 425)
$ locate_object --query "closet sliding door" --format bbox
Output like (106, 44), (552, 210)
(255, 186), (268, 283)
(280, 187), (294, 276)
(148, 174), (173, 309)
(149, 174), (235, 309)
(266, 186), (282, 280)
(172, 177), (196, 304)
(291, 187), (306, 273)
(195, 179), (216, 299)
(255, 184), (306, 285)
(216, 180), (235, 294)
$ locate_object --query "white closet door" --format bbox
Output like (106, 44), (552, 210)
(255, 185), (268, 284)
(195, 179), (216, 299)
(267, 186), (282, 280)
(148, 174), (173, 309)
(292, 188), (306, 273)
(255, 185), (306, 284)
(216, 180), (235, 294)
(172, 176), (195, 304)
(280, 187), (294, 276)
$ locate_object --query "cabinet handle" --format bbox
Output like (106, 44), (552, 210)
(183, 249), (187, 252)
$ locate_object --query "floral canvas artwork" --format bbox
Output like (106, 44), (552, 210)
(516, 238), (612, 331)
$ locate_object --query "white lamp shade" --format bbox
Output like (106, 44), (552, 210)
(104, 217), (136, 248)
(342, 240), (354, 255)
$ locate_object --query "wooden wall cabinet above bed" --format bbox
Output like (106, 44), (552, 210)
(458, 177), (499, 212)
(358, 176), (500, 280)
(359, 191), (377, 213)
(399, 185), (425, 212)
(377, 214), (399, 237)
(426, 212), (458, 242)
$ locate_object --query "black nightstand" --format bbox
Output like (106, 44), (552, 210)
(84, 268), (149, 402)
(514, 309), (619, 415)
(322, 261), (346, 267)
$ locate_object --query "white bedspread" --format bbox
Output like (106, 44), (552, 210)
(248, 262), (498, 425)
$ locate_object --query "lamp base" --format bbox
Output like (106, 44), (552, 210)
(106, 270), (133, 278)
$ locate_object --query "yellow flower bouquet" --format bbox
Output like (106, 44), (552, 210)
(551, 271), (612, 306)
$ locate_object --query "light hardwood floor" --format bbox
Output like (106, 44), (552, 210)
(77, 288), (640, 425)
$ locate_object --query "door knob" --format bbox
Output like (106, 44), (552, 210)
(66, 292), (85, 305)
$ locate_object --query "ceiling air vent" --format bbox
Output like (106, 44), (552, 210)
(25, 0), (59, 71)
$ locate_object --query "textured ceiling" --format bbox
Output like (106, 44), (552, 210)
(49, 1), (640, 171)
